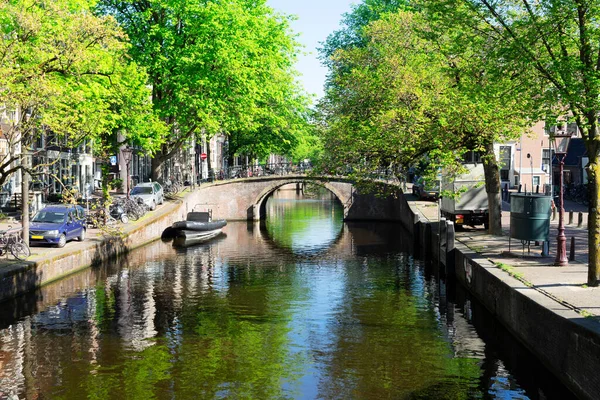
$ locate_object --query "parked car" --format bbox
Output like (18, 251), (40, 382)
(29, 205), (87, 248)
(130, 182), (164, 211)
(413, 178), (440, 201)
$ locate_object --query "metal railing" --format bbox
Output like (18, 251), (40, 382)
(197, 162), (400, 184)
(199, 162), (314, 183)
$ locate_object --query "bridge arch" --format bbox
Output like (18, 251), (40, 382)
(252, 179), (349, 221)
(194, 175), (404, 221)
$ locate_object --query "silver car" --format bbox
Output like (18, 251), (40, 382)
(130, 182), (164, 210)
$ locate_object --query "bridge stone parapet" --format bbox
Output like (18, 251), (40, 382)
(193, 175), (406, 221)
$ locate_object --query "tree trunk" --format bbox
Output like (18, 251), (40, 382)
(482, 141), (502, 235)
(587, 157), (600, 286)
(206, 146), (212, 179)
(151, 151), (164, 182)
(101, 164), (111, 201)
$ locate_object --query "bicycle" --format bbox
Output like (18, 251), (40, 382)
(0, 227), (30, 261)
(86, 207), (121, 228)
(163, 180), (182, 195)
(113, 197), (147, 221)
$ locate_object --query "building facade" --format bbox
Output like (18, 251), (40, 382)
(495, 121), (585, 192)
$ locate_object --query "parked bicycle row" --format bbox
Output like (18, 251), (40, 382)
(563, 183), (590, 205)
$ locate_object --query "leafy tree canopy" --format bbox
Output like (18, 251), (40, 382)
(320, 0), (412, 67)
(318, 3), (540, 233)
(97, 0), (312, 178)
(0, 0), (164, 187)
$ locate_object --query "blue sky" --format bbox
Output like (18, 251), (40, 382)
(266, 0), (356, 100)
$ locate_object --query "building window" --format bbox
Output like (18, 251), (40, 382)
(542, 149), (553, 174)
(533, 176), (540, 186)
(462, 151), (482, 163)
(499, 146), (511, 181)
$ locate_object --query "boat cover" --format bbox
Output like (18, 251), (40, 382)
(171, 219), (227, 231)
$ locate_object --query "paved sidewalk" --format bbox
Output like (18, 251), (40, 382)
(407, 191), (600, 323)
(0, 200), (171, 267)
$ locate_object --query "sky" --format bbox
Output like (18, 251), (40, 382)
(266, 0), (356, 100)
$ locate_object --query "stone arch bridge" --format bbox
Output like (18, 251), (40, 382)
(191, 175), (408, 221)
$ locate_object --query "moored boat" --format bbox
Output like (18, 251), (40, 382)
(169, 210), (227, 247)
(171, 219), (227, 232)
(172, 228), (223, 247)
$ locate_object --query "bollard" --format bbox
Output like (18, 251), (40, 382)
(568, 210), (574, 225)
(552, 207), (556, 221)
(541, 241), (549, 257)
(536, 184), (539, 194)
(578, 212), (583, 228)
(439, 217), (447, 262)
(518, 184), (522, 193)
(569, 237), (575, 261)
(445, 221), (456, 275)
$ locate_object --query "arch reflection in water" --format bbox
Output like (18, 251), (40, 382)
(0, 188), (577, 399)
(262, 185), (344, 256)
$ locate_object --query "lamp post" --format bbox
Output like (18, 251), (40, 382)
(121, 147), (133, 199)
(552, 129), (573, 266)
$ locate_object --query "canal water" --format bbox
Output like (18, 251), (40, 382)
(0, 187), (576, 399)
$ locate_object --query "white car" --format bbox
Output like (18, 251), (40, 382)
(130, 182), (164, 210)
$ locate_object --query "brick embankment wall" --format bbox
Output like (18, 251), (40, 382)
(0, 190), (204, 302)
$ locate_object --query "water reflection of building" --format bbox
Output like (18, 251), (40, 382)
(0, 321), (27, 398)
(117, 268), (158, 352)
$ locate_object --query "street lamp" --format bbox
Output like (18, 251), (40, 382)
(121, 146), (133, 199)
(552, 129), (573, 266)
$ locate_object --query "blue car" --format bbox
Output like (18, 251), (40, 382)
(29, 205), (87, 248)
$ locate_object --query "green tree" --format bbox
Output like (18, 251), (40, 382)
(424, 0), (600, 283)
(98, 0), (310, 180)
(419, 6), (541, 234)
(92, 62), (167, 199)
(319, 3), (537, 234)
(225, 86), (312, 164)
(320, 0), (411, 69)
(0, 0), (129, 187)
(318, 11), (455, 178)
(0, 0), (163, 194)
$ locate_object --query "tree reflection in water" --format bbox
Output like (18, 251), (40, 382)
(0, 186), (575, 399)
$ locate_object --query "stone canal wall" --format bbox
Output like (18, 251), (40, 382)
(452, 245), (600, 400)
(398, 194), (600, 400)
(0, 190), (205, 302)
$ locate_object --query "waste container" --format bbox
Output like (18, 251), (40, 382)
(510, 193), (552, 242)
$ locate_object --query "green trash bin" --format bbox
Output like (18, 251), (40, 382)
(510, 193), (552, 242)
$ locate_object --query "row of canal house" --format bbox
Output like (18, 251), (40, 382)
(495, 121), (587, 193)
(0, 104), (249, 207)
(2, 101), (589, 207)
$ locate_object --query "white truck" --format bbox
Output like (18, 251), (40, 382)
(440, 163), (489, 229)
